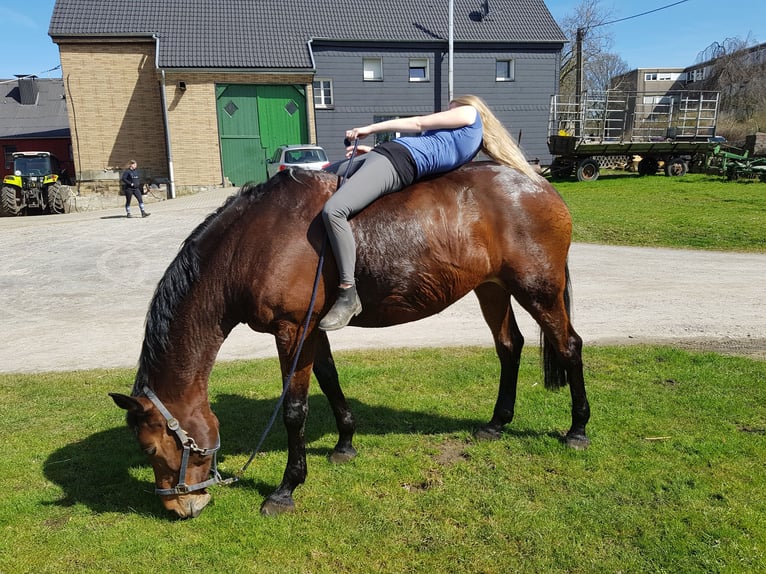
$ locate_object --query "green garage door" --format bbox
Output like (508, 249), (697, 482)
(216, 84), (307, 185)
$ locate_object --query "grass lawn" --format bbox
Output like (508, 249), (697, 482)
(553, 172), (766, 252)
(1, 346), (764, 573)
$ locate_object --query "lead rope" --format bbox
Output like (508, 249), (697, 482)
(233, 139), (360, 481)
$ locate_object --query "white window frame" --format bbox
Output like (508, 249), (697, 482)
(313, 79), (334, 109)
(495, 59), (515, 82)
(408, 58), (429, 82)
(363, 58), (383, 81)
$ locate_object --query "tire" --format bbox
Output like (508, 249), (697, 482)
(576, 158), (600, 182)
(550, 158), (574, 180)
(638, 158), (659, 177)
(46, 183), (69, 214)
(1, 186), (22, 216)
(664, 157), (688, 177)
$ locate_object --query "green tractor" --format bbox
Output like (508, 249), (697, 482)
(1, 151), (71, 216)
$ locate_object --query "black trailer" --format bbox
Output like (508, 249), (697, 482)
(547, 91), (720, 181)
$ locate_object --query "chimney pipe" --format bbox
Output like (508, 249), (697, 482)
(17, 75), (39, 105)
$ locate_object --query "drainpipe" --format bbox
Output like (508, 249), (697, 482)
(154, 34), (176, 199)
(306, 39), (318, 144)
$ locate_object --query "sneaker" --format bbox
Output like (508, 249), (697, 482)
(126, 213), (133, 218)
(141, 211), (151, 218)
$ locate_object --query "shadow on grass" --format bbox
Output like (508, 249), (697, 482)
(43, 391), (557, 518)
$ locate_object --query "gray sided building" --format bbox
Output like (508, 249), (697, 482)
(50, 0), (566, 189)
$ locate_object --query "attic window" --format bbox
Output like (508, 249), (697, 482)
(496, 60), (515, 82)
(363, 58), (383, 81)
(409, 59), (429, 82)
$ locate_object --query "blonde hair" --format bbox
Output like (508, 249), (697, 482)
(450, 94), (539, 179)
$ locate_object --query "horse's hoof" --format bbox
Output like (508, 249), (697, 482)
(474, 426), (502, 441)
(329, 447), (357, 464)
(260, 497), (295, 516)
(565, 433), (590, 450)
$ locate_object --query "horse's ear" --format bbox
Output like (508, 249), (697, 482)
(109, 393), (149, 414)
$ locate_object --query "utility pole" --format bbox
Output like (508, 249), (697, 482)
(575, 27), (585, 137)
(448, 0), (454, 100)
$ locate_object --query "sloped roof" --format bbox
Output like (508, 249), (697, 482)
(0, 78), (69, 139)
(49, 0), (566, 70)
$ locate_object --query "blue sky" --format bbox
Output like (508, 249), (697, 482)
(1, 0), (764, 79)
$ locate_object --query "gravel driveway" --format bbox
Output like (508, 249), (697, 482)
(1, 188), (764, 374)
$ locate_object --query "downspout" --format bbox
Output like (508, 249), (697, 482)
(154, 34), (176, 199)
(306, 38), (318, 144)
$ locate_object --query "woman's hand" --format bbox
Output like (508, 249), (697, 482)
(345, 126), (372, 141)
(345, 144), (372, 158)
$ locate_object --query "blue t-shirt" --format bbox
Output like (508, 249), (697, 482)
(394, 110), (483, 178)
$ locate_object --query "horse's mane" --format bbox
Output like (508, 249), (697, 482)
(131, 180), (275, 395)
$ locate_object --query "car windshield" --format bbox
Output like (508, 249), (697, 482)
(284, 149), (327, 164)
(14, 157), (52, 176)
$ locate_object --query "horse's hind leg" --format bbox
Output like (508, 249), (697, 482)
(521, 271), (590, 449)
(473, 282), (524, 440)
(313, 330), (357, 463)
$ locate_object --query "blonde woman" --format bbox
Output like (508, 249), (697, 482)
(320, 95), (536, 331)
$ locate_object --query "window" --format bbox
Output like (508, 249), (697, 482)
(372, 115), (408, 145)
(409, 58), (429, 82)
(644, 72), (658, 81)
(363, 58), (383, 81)
(496, 60), (515, 81)
(3, 145), (17, 170)
(313, 79), (333, 108)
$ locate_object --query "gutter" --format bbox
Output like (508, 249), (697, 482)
(154, 34), (176, 199)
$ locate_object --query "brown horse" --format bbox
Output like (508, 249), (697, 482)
(110, 162), (590, 519)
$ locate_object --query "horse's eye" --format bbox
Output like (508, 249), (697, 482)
(143, 446), (157, 456)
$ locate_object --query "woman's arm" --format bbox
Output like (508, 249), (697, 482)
(346, 105), (477, 141)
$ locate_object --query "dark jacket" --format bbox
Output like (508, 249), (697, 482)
(121, 168), (140, 193)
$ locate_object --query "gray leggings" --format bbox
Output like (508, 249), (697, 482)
(322, 152), (404, 285)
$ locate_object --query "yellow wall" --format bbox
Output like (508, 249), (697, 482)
(58, 40), (315, 190)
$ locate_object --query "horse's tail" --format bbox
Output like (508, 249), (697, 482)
(541, 262), (572, 391)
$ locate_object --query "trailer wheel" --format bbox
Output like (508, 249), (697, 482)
(550, 158), (574, 180)
(576, 158), (600, 181)
(664, 157), (688, 177)
(638, 157), (659, 176)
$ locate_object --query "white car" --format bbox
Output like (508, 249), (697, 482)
(267, 145), (329, 178)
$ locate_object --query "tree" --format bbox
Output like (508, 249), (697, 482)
(697, 36), (766, 125)
(558, 0), (629, 96)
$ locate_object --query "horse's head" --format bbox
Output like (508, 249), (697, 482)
(109, 391), (220, 519)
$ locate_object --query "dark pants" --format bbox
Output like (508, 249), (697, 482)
(124, 186), (143, 210)
(321, 152), (404, 285)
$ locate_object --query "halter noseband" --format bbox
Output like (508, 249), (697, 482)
(141, 385), (234, 496)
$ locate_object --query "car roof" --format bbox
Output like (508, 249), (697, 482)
(278, 144), (324, 150)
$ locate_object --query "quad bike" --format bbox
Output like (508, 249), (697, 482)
(1, 151), (72, 216)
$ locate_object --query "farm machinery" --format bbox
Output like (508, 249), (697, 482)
(710, 145), (766, 181)
(547, 90), (721, 181)
(1, 151), (71, 216)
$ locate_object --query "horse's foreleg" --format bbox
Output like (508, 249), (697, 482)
(261, 329), (316, 516)
(313, 330), (357, 463)
(473, 282), (524, 440)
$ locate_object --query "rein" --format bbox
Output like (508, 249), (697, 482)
(146, 141), (360, 496)
(235, 138), (360, 478)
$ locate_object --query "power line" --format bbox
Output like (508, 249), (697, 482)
(593, 0), (692, 30)
(0, 65), (61, 84)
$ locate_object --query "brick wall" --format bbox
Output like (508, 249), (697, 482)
(59, 41), (316, 192)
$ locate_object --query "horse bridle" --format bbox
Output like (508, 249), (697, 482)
(136, 141), (361, 497)
(141, 385), (235, 496)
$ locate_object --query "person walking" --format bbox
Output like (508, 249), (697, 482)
(121, 159), (150, 218)
(319, 94), (539, 331)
